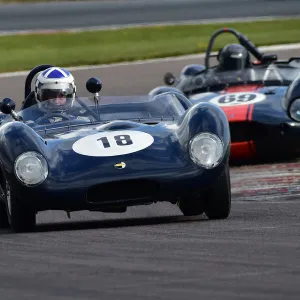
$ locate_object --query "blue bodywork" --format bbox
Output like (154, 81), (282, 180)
(0, 66), (230, 215)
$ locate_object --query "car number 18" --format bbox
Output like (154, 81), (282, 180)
(72, 130), (154, 157)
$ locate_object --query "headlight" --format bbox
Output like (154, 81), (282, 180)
(14, 151), (48, 186)
(189, 132), (224, 169)
(289, 98), (300, 121)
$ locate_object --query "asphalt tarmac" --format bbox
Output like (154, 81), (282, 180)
(0, 0), (299, 32)
(0, 47), (300, 299)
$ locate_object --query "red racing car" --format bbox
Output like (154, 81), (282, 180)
(153, 27), (300, 164)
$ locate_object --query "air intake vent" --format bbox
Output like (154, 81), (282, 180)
(87, 179), (162, 203)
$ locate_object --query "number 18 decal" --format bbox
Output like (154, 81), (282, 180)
(72, 130), (154, 157)
(98, 135), (133, 148)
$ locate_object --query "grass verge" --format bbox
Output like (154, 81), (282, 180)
(0, 18), (300, 73)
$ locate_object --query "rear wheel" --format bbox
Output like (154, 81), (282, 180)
(4, 179), (36, 233)
(203, 164), (231, 219)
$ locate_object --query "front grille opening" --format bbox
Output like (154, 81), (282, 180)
(87, 179), (162, 203)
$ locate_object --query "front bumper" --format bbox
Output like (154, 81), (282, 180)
(12, 162), (227, 212)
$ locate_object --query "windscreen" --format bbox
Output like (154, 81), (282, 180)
(17, 92), (186, 127)
(179, 64), (300, 93)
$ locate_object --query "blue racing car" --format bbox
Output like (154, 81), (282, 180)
(0, 65), (231, 233)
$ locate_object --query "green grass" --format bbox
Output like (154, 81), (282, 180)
(0, 18), (300, 73)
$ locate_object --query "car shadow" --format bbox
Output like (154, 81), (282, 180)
(0, 214), (208, 234)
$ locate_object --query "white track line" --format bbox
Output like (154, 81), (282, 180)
(0, 43), (299, 78)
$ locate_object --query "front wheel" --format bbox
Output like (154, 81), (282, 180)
(178, 195), (204, 216)
(4, 179), (36, 233)
(0, 200), (9, 229)
(203, 164), (231, 219)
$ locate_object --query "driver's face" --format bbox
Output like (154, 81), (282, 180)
(41, 88), (69, 103)
(51, 96), (67, 105)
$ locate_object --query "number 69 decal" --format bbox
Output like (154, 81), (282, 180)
(72, 130), (154, 157)
(210, 92), (266, 107)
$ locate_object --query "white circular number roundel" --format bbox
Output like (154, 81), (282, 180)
(72, 130), (154, 157)
(210, 92), (266, 107)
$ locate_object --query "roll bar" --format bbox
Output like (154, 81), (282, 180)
(24, 64), (54, 99)
(204, 28), (277, 69)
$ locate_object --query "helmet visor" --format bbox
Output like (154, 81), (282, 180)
(222, 56), (249, 71)
(39, 86), (74, 112)
(40, 87), (73, 102)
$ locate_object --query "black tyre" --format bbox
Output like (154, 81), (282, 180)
(4, 179), (36, 233)
(178, 197), (204, 216)
(0, 200), (9, 229)
(203, 164), (231, 219)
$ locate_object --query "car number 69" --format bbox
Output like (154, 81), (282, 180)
(210, 92), (266, 106)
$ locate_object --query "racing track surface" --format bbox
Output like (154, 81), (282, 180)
(1, 48), (300, 299)
(0, 0), (299, 32)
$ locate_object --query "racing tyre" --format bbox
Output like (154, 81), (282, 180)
(203, 164), (231, 219)
(178, 197), (204, 216)
(0, 200), (9, 229)
(4, 179), (36, 233)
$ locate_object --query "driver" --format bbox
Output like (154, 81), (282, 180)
(189, 43), (256, 92)
(36, 66), (76, 115)
(29, 66), (94, 123)
(214, 43), (255, 82)
(217, 43), (251, 71)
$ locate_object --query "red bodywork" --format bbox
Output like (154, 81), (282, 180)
(220, 85), (262, 161)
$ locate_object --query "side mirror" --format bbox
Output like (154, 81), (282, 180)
(86, 77), (102, 94)
(163, 72), (176, 86)
(0, 97), (20, 121)
(0, 98), (16, 114)
(261, 54), (278, 64)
